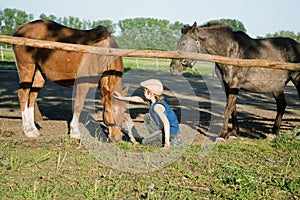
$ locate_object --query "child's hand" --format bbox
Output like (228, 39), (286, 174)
(113, 91), (123, 100)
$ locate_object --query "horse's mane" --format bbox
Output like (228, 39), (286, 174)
(182, 21), (233, 34)
(200, 22), (233, 32)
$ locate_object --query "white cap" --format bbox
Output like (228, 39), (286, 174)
(140, 79), (163, 95)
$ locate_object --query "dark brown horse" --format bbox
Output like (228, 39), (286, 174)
(170, 22), (300, 139)
(13, 19), (127, 142)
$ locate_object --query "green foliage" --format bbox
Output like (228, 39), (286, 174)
(0, 8), (34, 47)
(266, 30), (300, 42)
(0, 8), (34, 36)
(39, 13), (116, 33)
(2, 7), (300, 50)
(271, 127), (300, 151)
(117, 18), (184, 50)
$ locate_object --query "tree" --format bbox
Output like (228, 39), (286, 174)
(117, 18), (184, 50)
(0, 8), (33, 36)
(0, 8), (34, 47)
(266, 31), (300, 42)
(39, 14), (116, 33)
(90, 20), (116, 34)
(39, 13), (58, 22)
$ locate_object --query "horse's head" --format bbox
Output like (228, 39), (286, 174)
(170, 22), (205, 75)
(103, 86), (128, 142)
(100, 54), (127, 142)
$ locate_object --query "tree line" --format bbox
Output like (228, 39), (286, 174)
(1, 8), (299, 50)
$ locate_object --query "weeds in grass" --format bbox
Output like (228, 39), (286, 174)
(56, 152), (67, 173)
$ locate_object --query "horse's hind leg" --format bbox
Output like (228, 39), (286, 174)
(220, 92), (239, 138)
(20, 69), (45, 137)
(291, 72), (300, 99)
(220, 83), (239, 138)
(271, 91), (286, 135)
(30, 70), (45, 122)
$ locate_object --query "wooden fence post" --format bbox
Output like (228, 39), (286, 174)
(136, 58), (139, 68)
(0, 46), (3, 61)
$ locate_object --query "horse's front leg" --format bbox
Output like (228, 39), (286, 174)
(220, 91), (238, 138)
(123, 113), (137, 143)
(70, 83), (89, 139)
(271, 91), (286, 135)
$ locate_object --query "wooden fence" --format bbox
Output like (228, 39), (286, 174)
(0, 45), (11, 61)
(0, 35), (300, 71)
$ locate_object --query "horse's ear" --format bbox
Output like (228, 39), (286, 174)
(192, 21), (197, 29)
(182, 22), (197, 34)
(182, 24), (189, 34)
(121, 85), (129, 96)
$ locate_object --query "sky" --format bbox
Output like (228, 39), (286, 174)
(0, 0), (299, 38)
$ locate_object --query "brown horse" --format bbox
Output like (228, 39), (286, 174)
(170, 22), (300, 139)
(13, 19), (127, 142)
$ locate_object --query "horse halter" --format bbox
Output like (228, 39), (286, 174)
(181, 40), (203, 67)
(102, 111), (122, 129)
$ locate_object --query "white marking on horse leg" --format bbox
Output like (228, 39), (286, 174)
(22, 104), (40, 137)
(70, 113), (81, 139)
(21, 105), (29, 132)
(28, 106), (37, 131)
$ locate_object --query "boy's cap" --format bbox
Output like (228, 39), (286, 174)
(140, 79), (163, 95)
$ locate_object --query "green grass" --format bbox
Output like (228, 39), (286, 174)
(0, 128), (299, 199)
(1, 48), (14, 61)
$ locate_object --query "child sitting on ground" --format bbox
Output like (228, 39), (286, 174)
(114, 79), (180, 148)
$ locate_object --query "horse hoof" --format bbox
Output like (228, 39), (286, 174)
(25, 130), (41, 138)
(265, 134), (276, 141)
(130, 137), (137, 143)
(228, 135), (238, 141)
(216, 137), (226, 143)
(69, 132), (81, 140)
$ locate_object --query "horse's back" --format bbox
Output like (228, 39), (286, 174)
(263, 37), (300, 63)
(251, 37), (300, 63)
(217, 32), (300, 93)
(13, 20), (116, 85)
(13, 20), (111, 45)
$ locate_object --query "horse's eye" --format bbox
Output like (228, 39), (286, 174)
(181, 59), (187, 65)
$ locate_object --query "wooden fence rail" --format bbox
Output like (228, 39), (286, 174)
(0, 35), (300, 71)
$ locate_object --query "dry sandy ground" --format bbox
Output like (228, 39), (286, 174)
(0, 69), (299, 143)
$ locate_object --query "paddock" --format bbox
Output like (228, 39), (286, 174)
(0, 36), (300, 199)
(0, 35), (299, 139)
(0, 64), (299, 139)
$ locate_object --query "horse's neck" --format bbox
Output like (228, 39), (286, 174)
(200, 30), (235, 57)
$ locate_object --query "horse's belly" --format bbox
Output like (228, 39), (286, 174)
(241, 81), (286, 93)
(220, 67), (290, 93)
(38, 50), (82, 83)
(240, 69), (289, 93)
(39, 50), (104, 88)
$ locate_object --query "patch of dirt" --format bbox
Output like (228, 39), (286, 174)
(0, 69), (299, 145)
